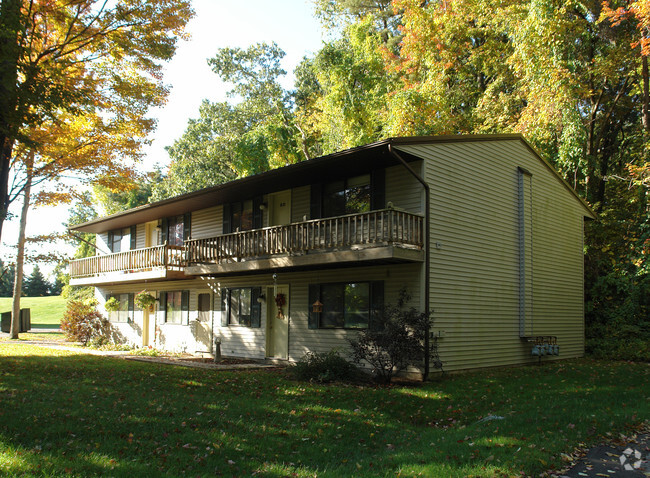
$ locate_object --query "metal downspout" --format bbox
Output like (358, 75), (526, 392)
(387, 144), (431, 379)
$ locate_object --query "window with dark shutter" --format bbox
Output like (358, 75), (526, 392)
(370, 168), (385, 210)
(222, 203), (231, 234)
(310, 183), (322, 220)
(222, 287), (262, 327)
(183, 213), (191, 241)
(308, 281), (381, 329)
(250, 287), (262, 328)
(181, 290), (190, 325)
(220, 288), (229, 327)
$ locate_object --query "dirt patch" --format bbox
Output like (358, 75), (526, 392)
(178, 357), (263, 365)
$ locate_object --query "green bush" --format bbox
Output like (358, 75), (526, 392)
(60, 299), (111, 346)
(349, 290), (443, 384)
(585, 272), (650, 362)
(291, 350), (360, 383)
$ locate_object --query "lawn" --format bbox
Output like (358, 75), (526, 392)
(0, 344), (647, 478)
(0, 296), (65, 328)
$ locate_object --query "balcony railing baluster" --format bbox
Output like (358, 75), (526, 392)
(70, 209), (424, 278)
(185, 209), (424, 265)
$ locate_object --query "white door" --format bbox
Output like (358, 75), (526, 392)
(195, 293), (212, 352)
(145, 221), (159, 248)
(269, 190), (291, 226)
(267, 285), (289, 359)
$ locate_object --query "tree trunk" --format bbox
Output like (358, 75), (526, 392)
(0, 0), (23, 243)
(642, 53), (649, 132)
(10, 150), (33, 339)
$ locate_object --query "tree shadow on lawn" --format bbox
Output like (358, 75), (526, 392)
(0, 353), (647, 477)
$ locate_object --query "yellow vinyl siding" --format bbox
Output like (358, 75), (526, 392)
(191, 205), (222, 239)
(284, 263), (422, 361)
(397, 140), (588, 371)
(385, 161), (424, 214)
(96, 232), (109, 255)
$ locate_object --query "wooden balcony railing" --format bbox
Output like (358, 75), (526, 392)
(69, 244), (186, 279)
(186, 209), (424, 265)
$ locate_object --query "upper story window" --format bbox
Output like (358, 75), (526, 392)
(222, 197), (263, 234)
(311, 169), (384, 220)
(108, 227), (135, 253)
(323, 175), (371, 217)
(162, 213), (191, 246)
(231, 200), (254, 231)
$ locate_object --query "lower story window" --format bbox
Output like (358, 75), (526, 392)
(221, 287), (262, 328)
(163, 290), (189, 324)
(309, 281), (383, 329)
(108, 293), (133, 323)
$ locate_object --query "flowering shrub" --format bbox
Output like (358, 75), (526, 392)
(60, 300), (111, 346)
(135, 290), (157, 310)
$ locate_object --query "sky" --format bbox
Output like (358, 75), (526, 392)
(0, 0), (325, 278)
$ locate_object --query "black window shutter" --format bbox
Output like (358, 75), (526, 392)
(252, 196), (263, 229)
(370, 281), (384, 329)
(222, 203), (231, 234)
(159, 292), (167, 324)
(308, 284), (320, 329)
(250, 287), (262, 328)
(183, 213), (191, 241)
(181, 290), (190, 325)
(130, 226), (137, 250)
(161, 218), (168, 244)
(310, 184), (322, 220)
(108, 231), (115, 253)
(128, 293), (135, 312)
(220, 288), (229, 326)
(371, 168), (386, 210)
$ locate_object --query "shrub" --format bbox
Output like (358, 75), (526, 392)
(585, 272), (650, 362)
(291, 350), (360, 383)
(60, 299), (111, 346)
(348, 290), (443, 384)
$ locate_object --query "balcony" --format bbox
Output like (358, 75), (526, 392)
(184, 209), (424, 276)
(69, 244), (187, 286)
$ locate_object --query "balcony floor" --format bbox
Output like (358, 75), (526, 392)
(69, 269), (188, 287)
(184, 244), (424, 277)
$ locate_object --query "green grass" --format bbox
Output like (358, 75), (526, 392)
(0, 296), (65, 328)
(0, 344), (647, 477)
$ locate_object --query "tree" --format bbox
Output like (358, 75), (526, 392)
(49, 263), (66, 297)
(152, 43), (307, 200)
(23, 265), (50, 297)
(0, 261), (15, 297)
(66, 192), (99, 259)
(93, 170), (161, 216)
(0, 0), (193, 242)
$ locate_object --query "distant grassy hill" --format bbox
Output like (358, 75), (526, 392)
(0, 296), (65, 329)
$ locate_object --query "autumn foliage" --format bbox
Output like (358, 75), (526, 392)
(60, 299), (110, 346)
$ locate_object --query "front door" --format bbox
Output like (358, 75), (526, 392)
(145, 221), (159, 248)
(196, 293), (212, 352)
(267, 285), (289, 359)
(269, 190), (291, 226)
